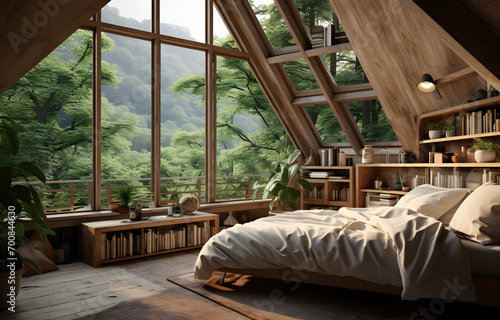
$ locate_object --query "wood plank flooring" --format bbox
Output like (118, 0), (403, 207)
(0, 249), (249, 320)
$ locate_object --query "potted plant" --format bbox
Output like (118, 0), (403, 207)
(0, 116), (55, 309)
(440, 119), (455, 137)
(252, 150), (312, 212)
(468, 138), (497, 163)
(425, 122), (443, 139)
(393, 172), (403, 191)
(116, 187), (135, 214)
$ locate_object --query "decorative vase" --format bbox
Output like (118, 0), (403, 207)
(428, 130), (442, 139)
(444, 131), (453, 138)
(474, 150), (496, 163)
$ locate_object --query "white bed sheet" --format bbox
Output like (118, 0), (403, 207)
(194, 208), (476, 301)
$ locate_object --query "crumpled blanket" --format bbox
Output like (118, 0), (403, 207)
(194, 207), (476, 300)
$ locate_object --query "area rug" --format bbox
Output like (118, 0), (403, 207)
(168, 272), (498, 320)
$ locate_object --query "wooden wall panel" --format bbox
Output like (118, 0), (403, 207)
(0, 0), (111, 94)
(329, 0), (488, 156)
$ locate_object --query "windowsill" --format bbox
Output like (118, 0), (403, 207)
(41, 200), (270, 228)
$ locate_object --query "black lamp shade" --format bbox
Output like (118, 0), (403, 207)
(418, 73), (436, 93)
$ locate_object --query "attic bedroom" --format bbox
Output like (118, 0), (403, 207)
(1, 0), (500, 319)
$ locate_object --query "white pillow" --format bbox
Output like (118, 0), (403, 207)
(394, 184), (470, 220)
(449, 182), (500, 245)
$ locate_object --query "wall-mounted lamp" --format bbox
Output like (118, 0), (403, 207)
(417, 73), (442, 100)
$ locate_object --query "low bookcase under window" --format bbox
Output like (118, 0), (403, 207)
(79, 212), (219, 267)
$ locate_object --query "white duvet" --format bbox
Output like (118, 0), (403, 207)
(194, 207), (476, 300)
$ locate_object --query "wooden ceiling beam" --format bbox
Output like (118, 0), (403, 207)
(267, 42), (353, 65)
(0, 0), (112, 94)
(275, 0), (364, 154)
(434, 66), (477, 88)
(292, 89), (376, 107)
(215, 0), (320, 154)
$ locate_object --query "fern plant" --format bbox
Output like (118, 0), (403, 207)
(468, 138), (497, 151)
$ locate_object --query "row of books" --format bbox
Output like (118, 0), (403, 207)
(366, 193), (400, 207)
(333, 188), (350, 201)
(101, 221), (215, 260)
(453, 107), (499, 136)
(309, 187), (349, 201)
(419, 168), (500, 189)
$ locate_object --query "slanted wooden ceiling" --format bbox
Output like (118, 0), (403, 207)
(2, 0), (500, 159)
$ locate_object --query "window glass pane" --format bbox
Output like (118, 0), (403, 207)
(215, 56), (293, 202)
(213, 4), (237, 49)
(161, 0), (206, 43)
(283, 60), (319, 91)
(102, 0), (152, 32)
(101, 33), (152, 208)
(346, 100), (398, 142)
(293, 0), (336, 33)
(251, 0), (295, 49)
(304, 105), (348, 143)
(0, 30), (94, 213)
(161, 45), (206, 204)
(321, 50), (368, 86)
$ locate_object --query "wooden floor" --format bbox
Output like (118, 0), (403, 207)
(0, 249), (248, 320)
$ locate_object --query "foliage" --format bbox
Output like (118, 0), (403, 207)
(116, 187), (135, 207)
(440, 119), (455, 132)
(252, 150), (312, 211)
(0, 117), (55, 272)
(468, 138), (497, 151)
(425, 121), (442, 132)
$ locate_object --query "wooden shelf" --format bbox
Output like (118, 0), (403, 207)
(360, 189), (408, 195)
(417, 95), (500, 120)
(79, 212), (219, 267)
(420, 131), (500, 144)
(301, 166), (355, 210)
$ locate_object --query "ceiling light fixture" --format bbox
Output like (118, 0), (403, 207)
(417, 73), (442, 100)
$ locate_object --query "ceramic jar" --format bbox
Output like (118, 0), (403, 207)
(362, 145), (374, 163)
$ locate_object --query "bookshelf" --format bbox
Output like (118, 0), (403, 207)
(356, 163), (500, 207)
(79, 212), (219, 267)
(300, 166), (355, 210)
(416, 96), (500, 162)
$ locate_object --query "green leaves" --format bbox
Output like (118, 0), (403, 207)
(1, 126), (19, 155)
(17, 162), (47, 184)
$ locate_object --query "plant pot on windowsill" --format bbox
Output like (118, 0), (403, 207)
(110, 200), (120, 212)
(117, 206), (130, 214)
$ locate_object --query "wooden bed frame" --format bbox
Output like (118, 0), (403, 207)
(216, 267), (500, 308)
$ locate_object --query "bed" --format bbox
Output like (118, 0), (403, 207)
(194, 182), (500, 307)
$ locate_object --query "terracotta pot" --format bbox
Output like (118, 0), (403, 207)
(474, 150), (496, 163)
(1, 267), (24, 310)
(110, 200), (120, 212)
(117, 206), (130, 214)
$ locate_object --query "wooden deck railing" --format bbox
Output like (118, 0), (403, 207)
(12, 174), (265, 214)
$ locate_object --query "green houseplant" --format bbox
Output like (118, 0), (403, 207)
(440, 119), (455, 137)
(425, 121), (443, 139)
(1, 116), (55, 307)
(116, 187), (135, 214)
(468, 138), (497, 163)
(252, 150), (312, 211)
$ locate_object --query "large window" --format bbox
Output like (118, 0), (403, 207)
(100, 33), (152, 208)
(0, 30), (94, 212)
(161, 45), (206, 203)
(215, 56), (290, 201)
